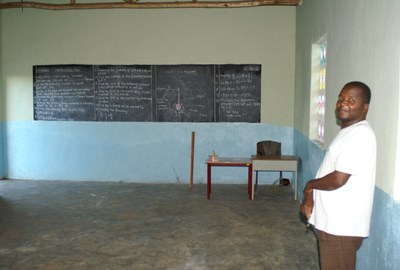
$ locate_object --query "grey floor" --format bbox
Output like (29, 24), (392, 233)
(0, 180), (319, 270)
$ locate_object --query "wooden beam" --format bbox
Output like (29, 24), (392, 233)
(0, 0), (301, 10)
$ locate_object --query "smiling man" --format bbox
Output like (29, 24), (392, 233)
(301, 81), (377, 270)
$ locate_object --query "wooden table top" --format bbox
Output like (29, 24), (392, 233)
(206, 156), (298, 163)
(206, 157), (252, 164)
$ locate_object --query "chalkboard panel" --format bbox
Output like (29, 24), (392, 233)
(155, 65), (215, 122)
(216, 65), (261, 123)
(95, 65), (153, 122)
(33, 64), (261, 122)
(34, 65), (95, 121)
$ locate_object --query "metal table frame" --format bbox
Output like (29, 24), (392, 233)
(251, 155), (298, 200)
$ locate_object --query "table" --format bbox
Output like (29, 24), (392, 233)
(206, 158), (253, 200)
(251, 155), (298, 200)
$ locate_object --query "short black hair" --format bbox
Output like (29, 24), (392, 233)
(343, 81), (371, 104)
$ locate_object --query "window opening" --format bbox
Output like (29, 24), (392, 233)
(318, 41), (327, 143)
(310, 35), (327, 147)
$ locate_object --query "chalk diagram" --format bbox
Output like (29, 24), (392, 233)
(160, 86), (195, 121)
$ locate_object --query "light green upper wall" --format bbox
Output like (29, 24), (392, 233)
(294, 0), (400, 197)
(1, 5), (296, 126)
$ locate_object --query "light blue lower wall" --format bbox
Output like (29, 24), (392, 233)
(294, 128), (400, 269)
(3, 121), (293, 183)
(357, 187), (400, 270)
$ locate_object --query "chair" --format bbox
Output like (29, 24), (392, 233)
(255, 140), (282, 192)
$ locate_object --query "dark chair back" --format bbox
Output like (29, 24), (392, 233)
(256, 141), (281, 156)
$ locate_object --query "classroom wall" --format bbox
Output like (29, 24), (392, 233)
(1, 4), (296, 184)
(294, 0), (400, 268)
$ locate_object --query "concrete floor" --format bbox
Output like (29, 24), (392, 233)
(0, 180), (319, 270)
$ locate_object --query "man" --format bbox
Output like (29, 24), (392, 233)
(301, 81), (376, 270)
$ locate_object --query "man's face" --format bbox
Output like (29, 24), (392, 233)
(336, 86), (369, 128)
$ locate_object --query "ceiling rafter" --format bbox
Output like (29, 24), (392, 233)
(0, 0), (302, 10)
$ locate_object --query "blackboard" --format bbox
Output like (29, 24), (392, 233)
(33, 64), (261, 122)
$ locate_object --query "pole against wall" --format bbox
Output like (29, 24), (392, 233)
(190, 131), (195, 187)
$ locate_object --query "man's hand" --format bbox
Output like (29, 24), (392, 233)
(301, 192), (314, 220)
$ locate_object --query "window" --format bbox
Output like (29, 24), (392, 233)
(318, 41), (327, 143)
(310, 35), (327, 147)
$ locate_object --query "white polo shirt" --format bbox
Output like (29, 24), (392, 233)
(309, 120), (377, 237)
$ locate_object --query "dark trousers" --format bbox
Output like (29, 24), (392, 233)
(318, 230), (363, 270)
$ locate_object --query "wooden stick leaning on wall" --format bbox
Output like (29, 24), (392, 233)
(190, 132), (195, 188)
(0, 0), (302, 10)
